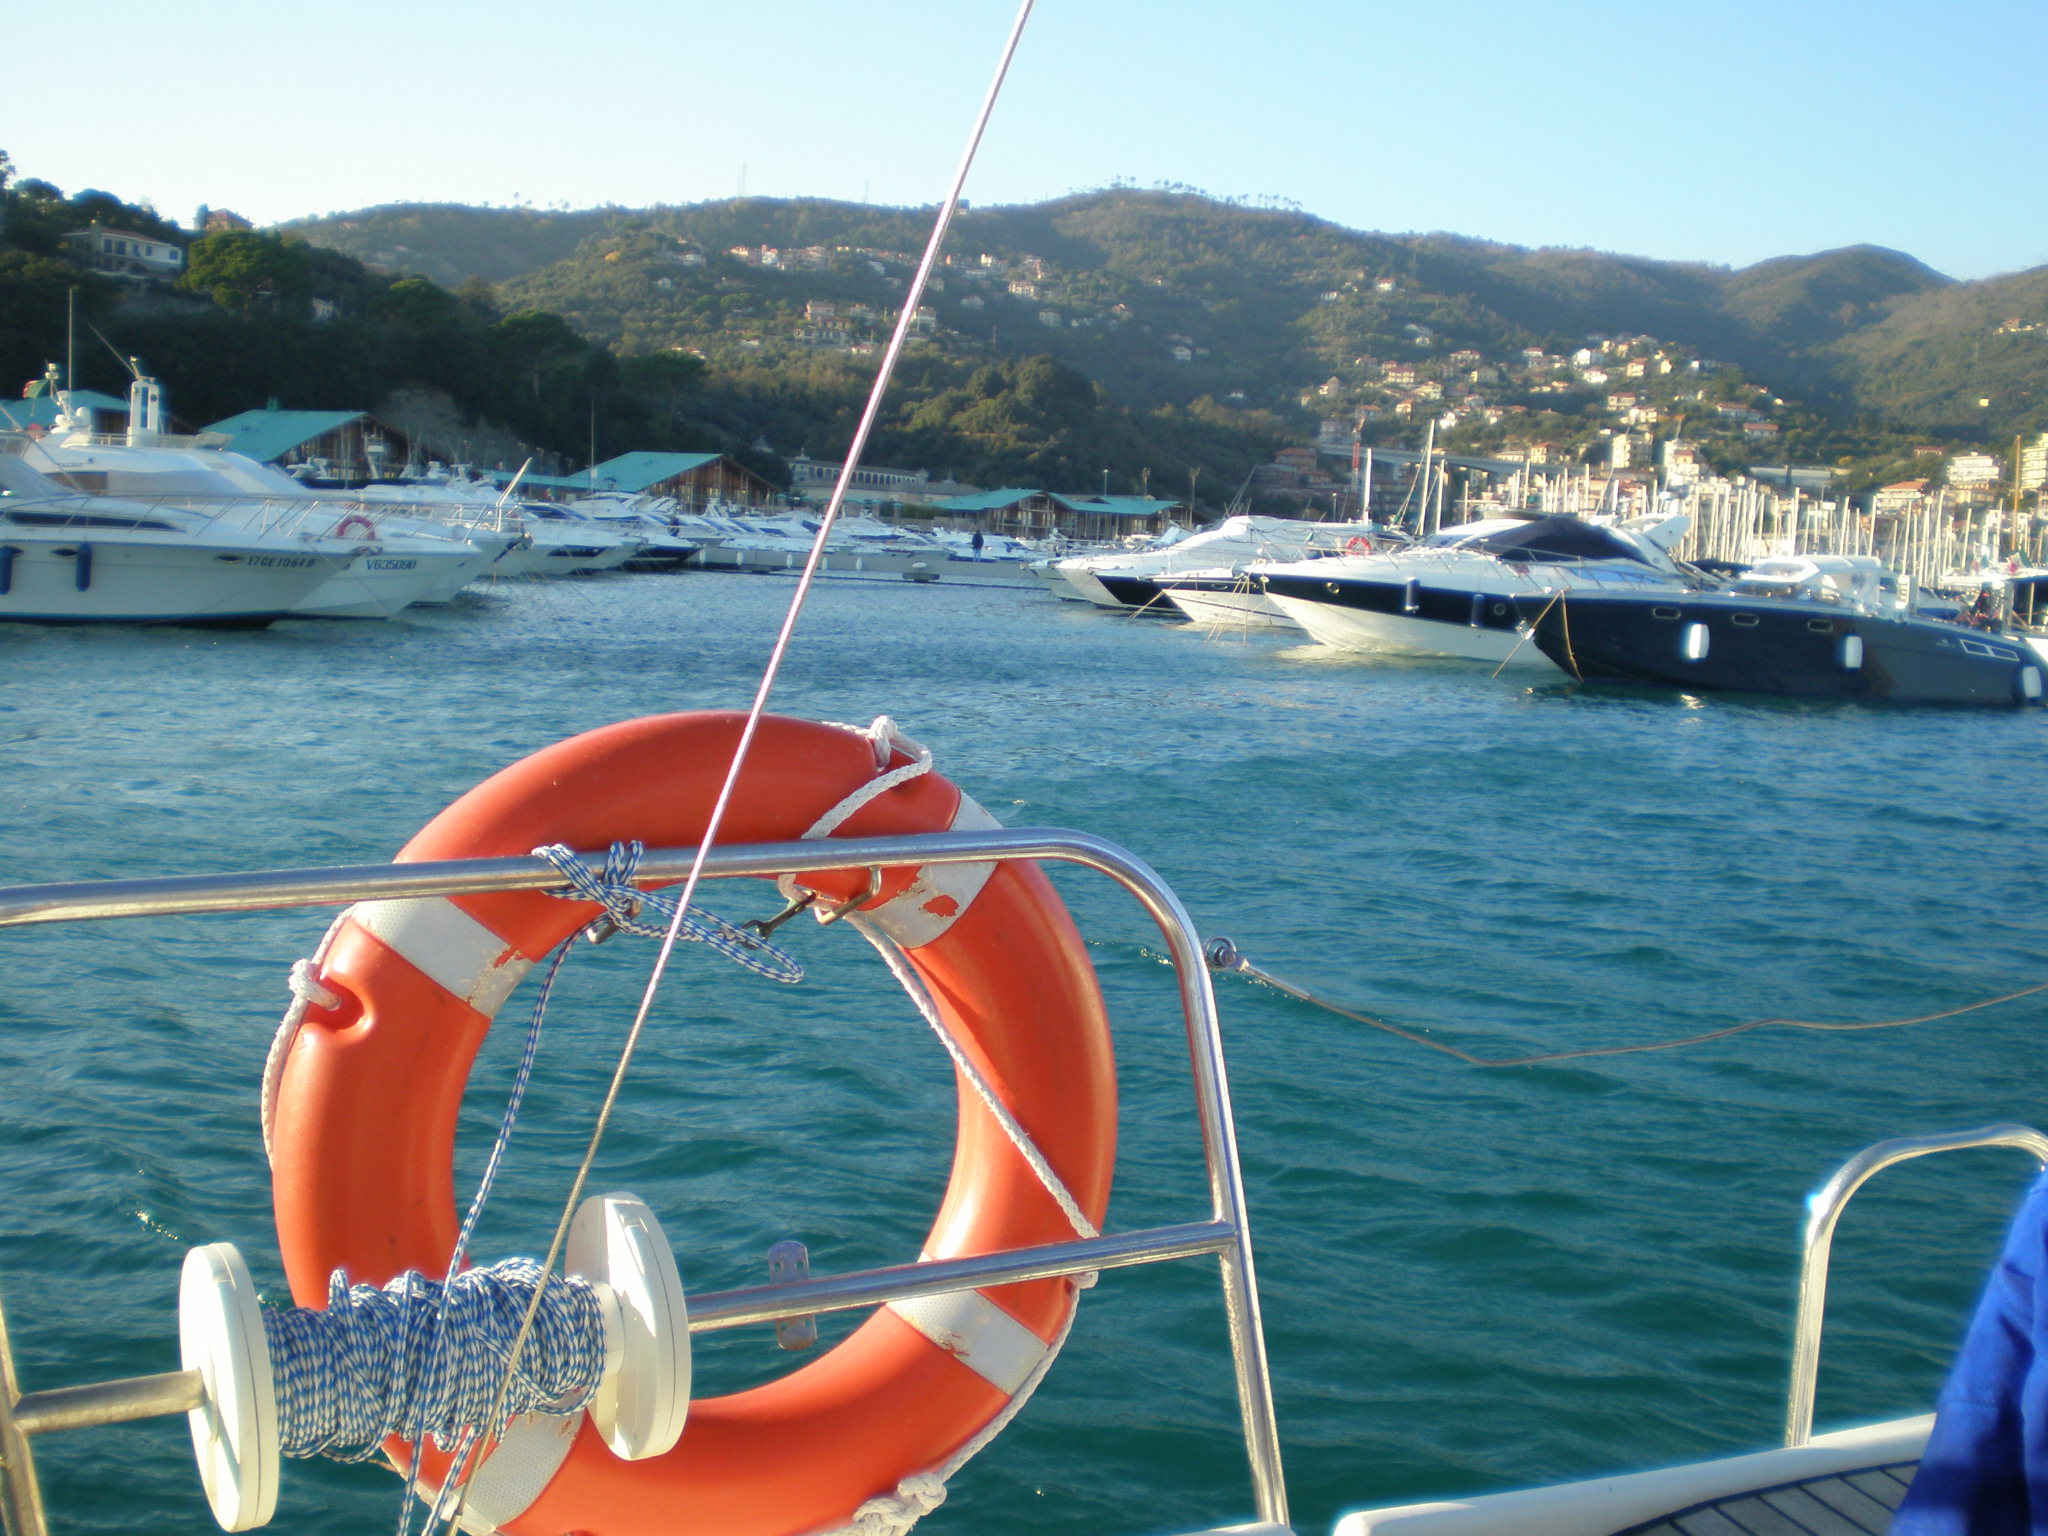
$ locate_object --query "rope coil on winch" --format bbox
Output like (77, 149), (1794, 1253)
(263, 1260), (607, 1462)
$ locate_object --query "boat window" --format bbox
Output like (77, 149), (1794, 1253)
(1806, 619), (1834, 633)
(1652, 606), (1681, 621)
(1731, 613), (1760, 627)
(5, 509), (179, 531)
(1960, 639), (2016, 661)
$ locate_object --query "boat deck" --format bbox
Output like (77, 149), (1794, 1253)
(1619, 1460), (1916, 1536)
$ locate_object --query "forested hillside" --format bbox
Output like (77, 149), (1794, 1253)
(295, 190), (2046, 452)
(8, 148), (2041, 504)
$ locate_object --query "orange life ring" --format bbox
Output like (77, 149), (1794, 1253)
(269, 711), (1117, 1536)
(1345, 534), (1373, 554)
(334, 513), (378, 540)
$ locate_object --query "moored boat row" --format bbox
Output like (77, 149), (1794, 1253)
(1044, 507), (2048, 708)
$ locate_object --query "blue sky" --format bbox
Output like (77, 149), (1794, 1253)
(8, 0), (2043, 281)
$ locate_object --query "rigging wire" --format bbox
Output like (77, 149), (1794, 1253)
(433, 4), (1043, 1528)
(1204, 937), (2048, 1068)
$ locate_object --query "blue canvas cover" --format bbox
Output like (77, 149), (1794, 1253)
(1895, 1171), (2048, 1534)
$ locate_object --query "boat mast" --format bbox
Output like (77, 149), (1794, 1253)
(1417, 418), (1437, 534)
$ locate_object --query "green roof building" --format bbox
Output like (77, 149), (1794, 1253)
(202, 405), (421, 485)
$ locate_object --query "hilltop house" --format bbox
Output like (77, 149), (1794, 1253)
(1872, 479), (1929, 515)
(64, 223), (185, 281)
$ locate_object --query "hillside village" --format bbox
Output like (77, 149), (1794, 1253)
(6, 155), (2047, 526)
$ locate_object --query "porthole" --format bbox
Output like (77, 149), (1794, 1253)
(1652, 606), (1681, 621)
(1731, 613), (1760, 628)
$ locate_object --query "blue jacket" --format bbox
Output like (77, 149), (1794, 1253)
(1895, 1171), (2048, 1534)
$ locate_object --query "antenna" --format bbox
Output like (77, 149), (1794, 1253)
(85, 322), (141, 380)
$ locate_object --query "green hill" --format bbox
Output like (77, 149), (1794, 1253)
(11, 166), (2039, 502)
(290, 191), (2033, 451)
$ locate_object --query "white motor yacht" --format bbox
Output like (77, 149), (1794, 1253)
(0, 448), (352, 626)
(492, 504), (644, 577)
(25, 420), (500, 617)
(1055, 515), (1367, 610)
(1157, 567), (1305, 630)
(1259, 513), (1694, 668)
(565, 495), (701, 568)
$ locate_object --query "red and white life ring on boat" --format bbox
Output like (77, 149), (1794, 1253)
(333, 513), (378, 540)
(1345, 535), (1373, 554)
(268, 711), (1117, 1536)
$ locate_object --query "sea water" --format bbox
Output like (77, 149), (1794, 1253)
(2, 571), (2045, 1536)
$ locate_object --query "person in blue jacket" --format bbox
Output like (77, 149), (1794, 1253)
(1896, 1171), (2048, 1534)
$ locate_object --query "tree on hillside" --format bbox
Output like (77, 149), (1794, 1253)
(455, 276), (500, 322)
(620, 350), (706, 429)
(180, 230), (312, 316)
(491, 308), (587, 398)
(0, 252), (114, 391)
(370, 275), (461, 330)
(67, 189), (184, 243)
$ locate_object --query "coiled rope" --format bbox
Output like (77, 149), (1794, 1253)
(265, 1261), (606, 1461)
(1205, 936), (2048, 1067)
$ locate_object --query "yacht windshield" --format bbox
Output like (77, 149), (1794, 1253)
(1466, 515), (1651, 564)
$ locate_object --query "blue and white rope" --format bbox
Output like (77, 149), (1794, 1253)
(535, 840), (804, 984)
(264, 1261), (606, 1462)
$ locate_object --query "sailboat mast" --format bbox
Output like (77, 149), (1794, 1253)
(1418, 419), (1437, 534)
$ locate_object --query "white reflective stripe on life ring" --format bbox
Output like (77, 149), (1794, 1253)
(863, 794), (1002, 950)
(886, 1288), (1048, 1396)
(444, 1410), (584, 1535)
(350, 897), (533, 1015)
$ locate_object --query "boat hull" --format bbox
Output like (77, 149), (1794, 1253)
(1092, 573), (1178, 614)
(1262, 574), (1555, 667)
(0, 535), (342, 625)
(1521, 592), (2046, 705)
(1160, 580), (1299, 631)
(295, 547), (492, 619)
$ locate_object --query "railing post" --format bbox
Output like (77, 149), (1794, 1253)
(1785, 1124), (2048, 1446)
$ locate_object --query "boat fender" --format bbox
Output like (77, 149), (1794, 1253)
(1402, 577), (1420, 614)
(0, 545), (14, 596)
(1681, 621), (1710, 662)
(1468, 592), (1486, 629)
(73, 542), (92, 592)
(1841, 634), (1864, 671)
(267, 712), (1116, 1536)
(2018, 664), (2043, 704)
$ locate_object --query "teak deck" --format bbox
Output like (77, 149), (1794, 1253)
(1619, 1461), (1916, 1536)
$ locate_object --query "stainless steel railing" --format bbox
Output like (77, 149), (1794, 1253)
(1784, 1123), (2048, 1447)
(0, 828), (1288, 1534)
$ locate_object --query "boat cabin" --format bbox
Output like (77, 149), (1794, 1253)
(1732, 555), (1892, 611)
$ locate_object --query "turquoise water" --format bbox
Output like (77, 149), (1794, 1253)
(2, 572), (2046, 1536)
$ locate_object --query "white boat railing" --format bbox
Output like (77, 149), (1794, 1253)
(0, 827), (1288, 1535)
(1784, 1123), (2048, 1447)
